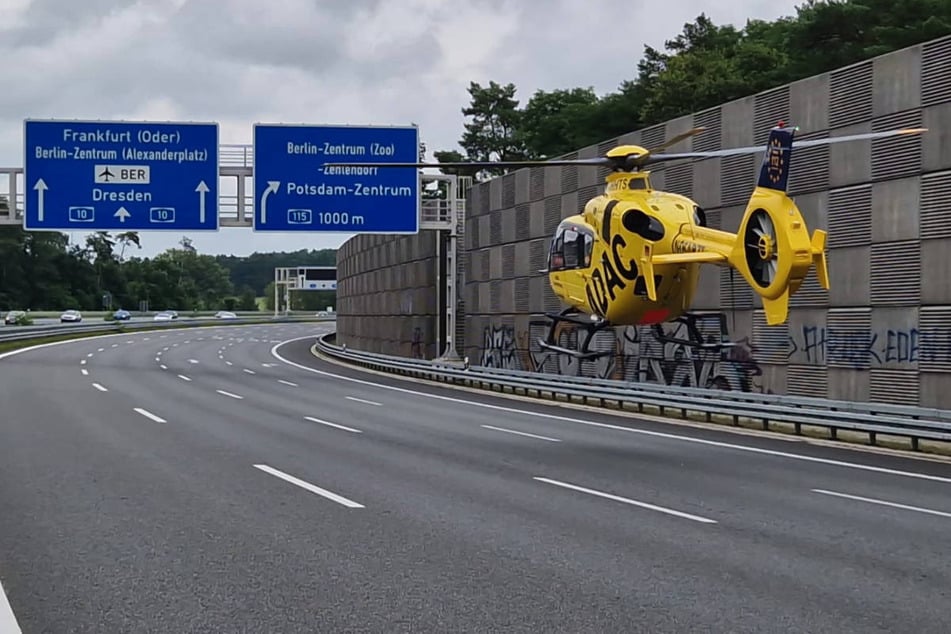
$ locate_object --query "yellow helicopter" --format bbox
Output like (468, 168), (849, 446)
(325, 123), (927, 360)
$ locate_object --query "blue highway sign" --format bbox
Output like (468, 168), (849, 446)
(24, 119), (219, 232)
(252, 124), (419, 234)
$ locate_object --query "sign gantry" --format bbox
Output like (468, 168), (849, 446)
(10, 118), (437, 234)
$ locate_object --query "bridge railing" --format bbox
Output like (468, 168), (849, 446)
(313, 332), (951, 453)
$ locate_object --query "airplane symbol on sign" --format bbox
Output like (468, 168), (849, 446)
(98, 167), (114, 182)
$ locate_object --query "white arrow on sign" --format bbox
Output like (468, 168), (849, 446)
(114, 207), (131, 223)
(260, 181), (280, 224)
(34, 179), (48, 221)
(196, 180), (210, 223)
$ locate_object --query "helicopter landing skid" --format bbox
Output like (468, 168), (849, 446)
(650, 313), (737, 351)
(536, 308), (614, 361)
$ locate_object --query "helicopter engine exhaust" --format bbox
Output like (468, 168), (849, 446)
(729, 125), (829, 325)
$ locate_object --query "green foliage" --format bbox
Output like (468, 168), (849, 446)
(0, 223), (337, 313)
(433, 1), (951, 166)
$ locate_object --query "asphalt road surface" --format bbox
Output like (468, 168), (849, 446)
(1, 322), (950, 633)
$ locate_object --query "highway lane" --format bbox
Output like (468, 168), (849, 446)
(1, 325), (951, 632)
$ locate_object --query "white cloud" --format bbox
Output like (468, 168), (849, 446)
(0, 0), (803, 257)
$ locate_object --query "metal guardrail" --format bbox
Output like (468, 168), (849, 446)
(0, 315), (334, 344)
(314, 333), (951, 452)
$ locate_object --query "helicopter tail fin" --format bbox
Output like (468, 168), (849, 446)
(756, 124), (795, 192)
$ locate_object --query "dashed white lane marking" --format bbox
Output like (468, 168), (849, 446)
(97, 347), (104, 352)
(345, 396), (381, 407)
(80, 359), (86, 365)
(812, 489), (951, 519)
(243, 369), (256, 375)
(91, 383), (108, 392)
(534, 477), (717, 524)
(81, 369), (89, 376)
(86, 352), (94, 358)
(481, 425), (561, 443)
(177, 375), (192, 382)
(134, 407), (167, 424)
(225, 361), (233, 366)
(278, 380), (298, 387)
(270, 339), (951, 486)
(188, 359), (199, 364)
(304, 416), (362, 434)
(160, 365), (168, 371)
(0, 577), (22, 634)
(253, 464), (364, 509)
(111, 344), (118, 348)
(216, 389), (243, 400)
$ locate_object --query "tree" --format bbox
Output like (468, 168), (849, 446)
(439, 81), (528, 181)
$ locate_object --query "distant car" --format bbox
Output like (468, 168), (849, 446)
(164, 310), (179, 319)
(214, 311), (237, 319)
(113, 309), (131, 321)
(60, 310), (82, 323)
(153, 311), (175, 321)
(4, 310), (25, 325)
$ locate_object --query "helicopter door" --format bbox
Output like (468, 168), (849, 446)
(554, 225), (592, 303)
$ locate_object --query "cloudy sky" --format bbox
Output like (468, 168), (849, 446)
(0, 0), (803, 257)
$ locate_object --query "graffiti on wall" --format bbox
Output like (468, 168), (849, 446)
(787, 326), (951, 367)
(478, 313), (769, 392)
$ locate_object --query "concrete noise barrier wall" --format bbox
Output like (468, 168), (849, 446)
(337, 34), (951, 409)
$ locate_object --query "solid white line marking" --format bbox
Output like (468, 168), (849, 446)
(812, 489), (951, 519)
(243, 368), (256, 375)
(269, 338), (951, 486)
(253, 464), (364, 508)
(134, 407), (166, 423)
(346, 396), (381, 406)
(278, 379), (298, 387)
(0, 577), (21, 634)
(81, 368), (88, 376)
(216, 389), (243, 400)
(481, 425), (561, 442)
(305, 416), (362, 434)
(160, 364), (168, 370)
(177, 374), (192, 382)
(535, 477), (717, 524)
(92, 383), (108, 392)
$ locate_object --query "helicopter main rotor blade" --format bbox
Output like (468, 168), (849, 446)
(321, 157), (614, 169)
(645, 126), (706, 154)
(640, 127), (927, 164)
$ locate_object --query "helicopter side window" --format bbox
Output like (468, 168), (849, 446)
(562, 228), (581, 268)
(622, 209), (665, 241)
(583, 232), (593, 267)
